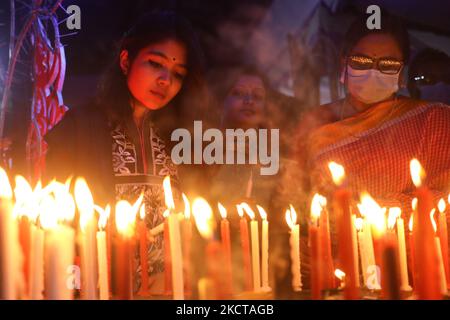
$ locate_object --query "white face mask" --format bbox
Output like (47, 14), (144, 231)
(341, 66), (400, 104)
(419, 82), (450, 105)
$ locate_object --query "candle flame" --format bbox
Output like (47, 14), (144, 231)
(328, 162), (345, 186)
(131, 193), (144, 219)
(95, 204), (111, 230)
(163, 209), (170, 219)
(139, 204), (145, 220)
(410, 159), (425, 187)
(448, 194), (450, 205)
(182, 193), (190, 219)
(0, 167), (12, 199)
(387, 207), (401, 230)
(236, 204), (244, 218)
(256, 205), (267, 220)
(438, 198), (446, 213)
(218, 202), (227, 219)
(430, 209), (437, 233)
(358, 192), (386, 235)
(115, 200), (135, 238)
(412, 198), (418, 211)
(192, 197), (214, 240)
(354, 217), (363, 231)
(13, 175), (34, 219)
(39, 194), (58, 230)
(52, 181), (76, 223)
(311, 193), (326, 222)
(240, 202), (255, 220)
(285, 205), (298, 230)
(163, 176), (175, 210)
(334, 269), (345, 281)
(409, 215), (414, 232)
(75, 178), (95, 233)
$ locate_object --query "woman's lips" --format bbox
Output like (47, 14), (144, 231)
(240, 108), (256, 116)
(150, 90), (166, 100)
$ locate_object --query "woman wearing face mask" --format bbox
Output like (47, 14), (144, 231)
(45, 11), (208, 296)
(292, 13), (450, 213)
(286, 13), (450, 292)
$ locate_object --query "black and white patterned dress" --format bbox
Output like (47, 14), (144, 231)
(111, 118), (178, 292)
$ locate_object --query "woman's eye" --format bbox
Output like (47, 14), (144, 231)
(232, 89), (245, 97)
(173, 72), (186, 81)
(254, 94), (265, 101)
(149, 60), (162, 68)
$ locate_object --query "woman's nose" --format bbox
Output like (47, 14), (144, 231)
(243, 93), (253, 105)
(157, 70), (171, 87)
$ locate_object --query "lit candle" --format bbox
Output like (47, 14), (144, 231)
(241, 203), (261, 292)
(237, 204), (252, 291)
(410, 159), (441, 299)
(408, 206), (417, 289)
(355, 218), (369, 287)
(182, 193), (192, 297)
(383, 207), (401, 299)
(75, 178), (98, 300)
(310, 197), (323, 299)
(14, 176), (42, 299)
(96, 205), (110, 300)
(362, 218), (377, 289)
(113, 200), (136, 300)
(137, 204), (148, 296)
(318, 198), (335, 289)
(193, 198), (228, 299)
(257, 205), (270, 292)
(431, 209), (448, 295)
(15, 177), (31, 297)
(393, 208), (412, 292)
(285, 205), (302, 292)
(437, 199), (450, 289)
(218, 203), (233, 295)
(351, 214), (360, 287)
(29, 222), (44, 300)
(328, 162), (358, 299)
(0, 168), (21, 299)
(163, 176), (184, 300)
(40, 184), (75, 300)
(163, 210), (172, 295)
(358, 194), (384, 291)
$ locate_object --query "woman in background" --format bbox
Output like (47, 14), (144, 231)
(287, 12), (450, 291)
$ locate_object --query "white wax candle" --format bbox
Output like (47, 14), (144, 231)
(290, 224), (302, 291)
(435, 237), (448, 295)
(357, 230), (369, 286)
(44, 225), (75, 300)
(250, 220), (261, 291)
(29, 225), (44, 299)
(261, 219), (270, 290)
(168, 213), (184, 300)
(351, 215), (360, 287)
(81, 217), (98, 299)
(97, 230), (109, 300)
(396, 217), (412, 291)
(0, 192), (18, 299)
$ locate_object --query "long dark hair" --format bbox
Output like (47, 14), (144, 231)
(96, 10), (209, 140)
